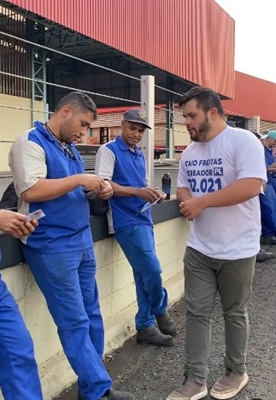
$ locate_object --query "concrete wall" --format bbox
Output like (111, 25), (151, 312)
(0, 94), (45, 171)
(0, 216), (190, 400)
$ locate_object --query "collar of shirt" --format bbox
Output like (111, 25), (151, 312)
(115, 136), (142, 156)
(34, 120), (57, 143)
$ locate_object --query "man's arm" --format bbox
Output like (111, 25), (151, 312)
(200, 177), (262, 209)
(201, 134), (266, 208)
(176, 188), (193, 202)
(0, 209), (38, 238)
(181, 133), (267, 220)
(205, 133), (266, 205)
(20, 176), (83, 203)
(180, 178), (263, 221)
(176, 151), (193, 202)
(108, 181), (139, 197)
(9, 138), (105, 202)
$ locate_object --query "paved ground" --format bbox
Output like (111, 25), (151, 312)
(56, 245), (275, 400)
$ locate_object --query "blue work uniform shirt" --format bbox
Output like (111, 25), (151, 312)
(106, 136), (153, 232)
(264, 146), (276, 185)
(9, 121), (92, 253)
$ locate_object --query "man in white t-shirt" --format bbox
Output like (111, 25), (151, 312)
(166, 87), (267, 400)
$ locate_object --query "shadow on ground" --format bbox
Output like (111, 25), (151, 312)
(56, 245), (276, 400)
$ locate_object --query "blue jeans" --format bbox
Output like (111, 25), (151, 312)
(265, 184), (276, 224)
(271, 177), (276, 194)
(115, 225), (168, 330)
(22, 246), (112, 400)
(0, 275), (42, 400)
(259, 192), (276, 237)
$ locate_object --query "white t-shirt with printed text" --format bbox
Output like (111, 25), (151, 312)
(177, 126), (267, 260)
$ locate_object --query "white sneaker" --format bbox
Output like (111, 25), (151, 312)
(166, 376), (208, 400)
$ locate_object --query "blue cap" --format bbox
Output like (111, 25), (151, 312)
(226, 121), (235, 127)
(267, 131), (276, 140)
(124, 109), (151, 129)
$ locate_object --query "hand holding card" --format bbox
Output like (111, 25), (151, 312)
(25, 209), (45, 222)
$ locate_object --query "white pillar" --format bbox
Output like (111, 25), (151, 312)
(44, 103), (49, 123)
(140, 75), (155, 187)
(170, 126), (175, 159)
(252, 116), (261, 133)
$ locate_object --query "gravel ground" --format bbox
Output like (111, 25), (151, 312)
(57, 245), (276, 400)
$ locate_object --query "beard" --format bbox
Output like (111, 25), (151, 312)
(60, 117), (75, 144)
(190, 116), (211, 142)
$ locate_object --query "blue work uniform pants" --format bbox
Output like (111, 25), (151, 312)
(0, 275), (42, 400)
(264, 184), (276, 226)
(259, 192), (276, 237)
(114, 225), (168, 331)
(271, 176), (276, 194)
(22, 247), (112, 400)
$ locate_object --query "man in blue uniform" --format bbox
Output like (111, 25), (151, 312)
(250, 132), (276, 248)
(0, 209), (42, 400)
(260, 131), (276, 245)
(95, 109), (176, 348)
(259, 189), (276, 245)
(263, 130), (276, 193)
(9, 92), (135, 400)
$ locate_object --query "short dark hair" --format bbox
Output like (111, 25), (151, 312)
(55, 91), (98, 120)
(179, 86), (224, 116)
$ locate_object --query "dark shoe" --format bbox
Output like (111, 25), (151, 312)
(256, 250), (268, 262)
(156, 310), (177, 336)
(100, 388), (136, 399)
(166, 375), (208, 399)
(210, 369), (249, 399)
(137, 326), (174, 347)
(260, 236), (276, 245)
(256, 249), (273, 262)
(79, 388), (136, 400)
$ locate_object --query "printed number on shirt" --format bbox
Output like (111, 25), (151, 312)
(188, 177), (222, 193)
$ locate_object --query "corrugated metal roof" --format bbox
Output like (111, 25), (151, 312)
(98, 104), (243, 117)
(223, 72), (276, 122)
(100, 71), (276, 124)
(8, 0), (235, 98)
